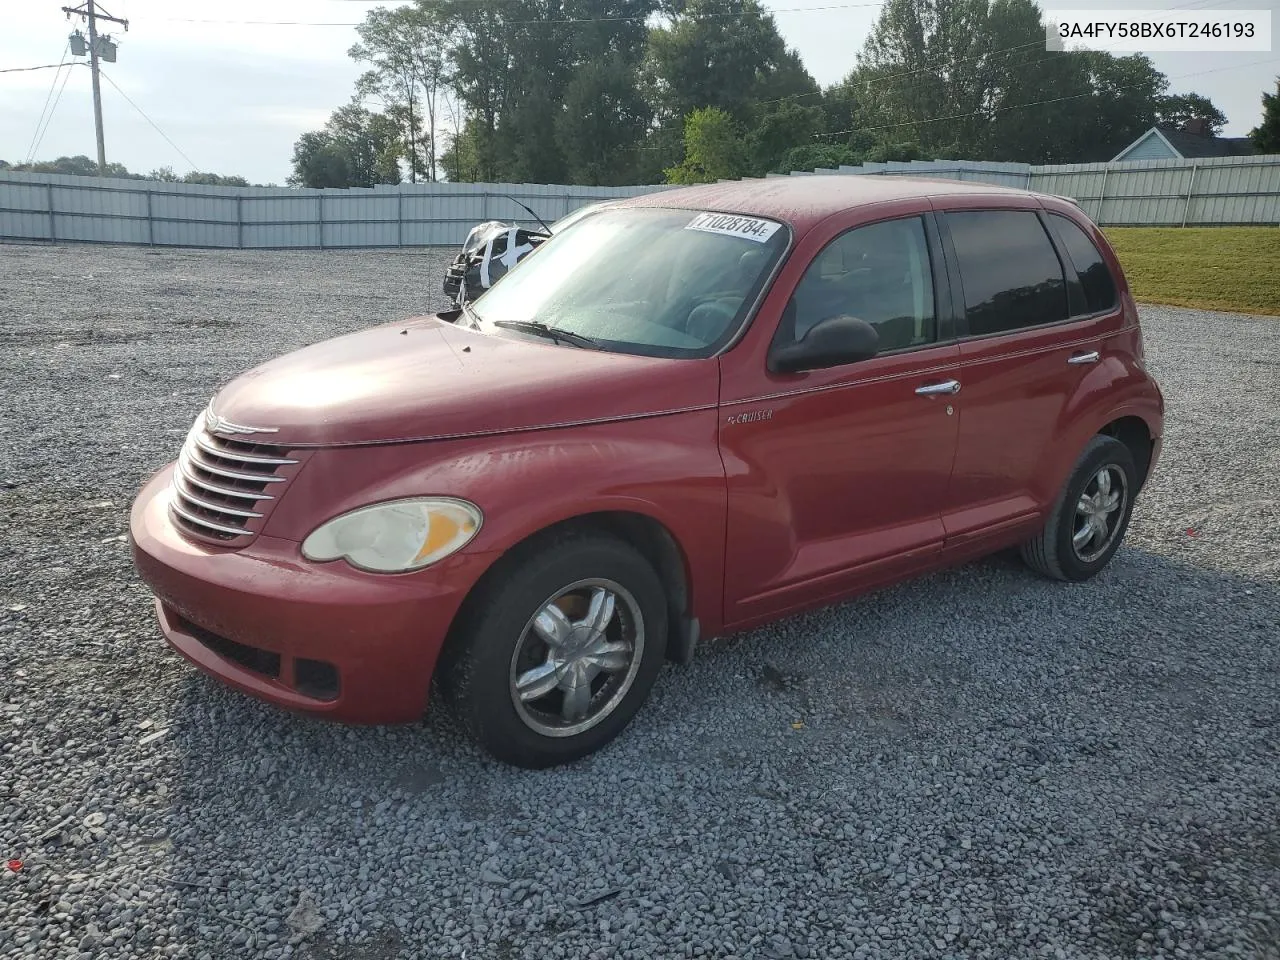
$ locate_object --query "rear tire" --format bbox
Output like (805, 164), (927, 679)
(440, 533), (667, 768)
(1021, 435), (1137, 582)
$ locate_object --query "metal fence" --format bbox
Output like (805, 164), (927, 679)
(0, 174), (669, 249)
(783, 155), (1280, 226)
(1, 153), (1276, 249)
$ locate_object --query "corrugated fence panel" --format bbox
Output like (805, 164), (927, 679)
(57, 214), (148, 244)
(401, 219), (467, 246)
(2, 159), (1276, 247)
(241, 194), (319, 224)
(151, 191), (237, 226)
(401, 192), (483, 228)
(323, 192), (398, 223)
(153, 219), (238, 247)
(1104, 197), (1185, 226)
(242, 222), (320, 248)
(51, 184), (146, 218)
(1107, 165), (1193, 199)
(4, 212), (52, 240)
(323, 220), (399, 247)
(0, 180), (52, 212)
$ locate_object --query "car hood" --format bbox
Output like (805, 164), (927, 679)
(208, 316), (719, 447)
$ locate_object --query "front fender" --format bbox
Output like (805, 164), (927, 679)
(263, 410), (728, 632)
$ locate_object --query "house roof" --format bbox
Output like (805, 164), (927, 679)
(1158, 126), (1258, 158)
(1113, 126), (1259, 161)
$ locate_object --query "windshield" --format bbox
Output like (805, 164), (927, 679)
(548, 202), (606, 234)
(469, 207), (789, 358)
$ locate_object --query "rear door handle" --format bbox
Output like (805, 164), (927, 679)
(1068, 350), (1100, 365)
(915, 379), (961, 396)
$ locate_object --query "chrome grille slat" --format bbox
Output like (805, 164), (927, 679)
(170, 499), (257, 538)
(193, 432), (298, 465)
(175, 458), (273, 501)
(183, 448), (288, 483)
(171, 475), (264, 518)
(169, 417), (297, 544)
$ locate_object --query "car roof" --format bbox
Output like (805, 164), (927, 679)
(616, 174), (1046, 235)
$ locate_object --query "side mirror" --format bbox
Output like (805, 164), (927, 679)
(769, 315), (880, 373)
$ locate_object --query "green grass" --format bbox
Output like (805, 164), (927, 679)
(1104, 227), (1280, 316)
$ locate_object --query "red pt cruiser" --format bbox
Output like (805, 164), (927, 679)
(131, 177), (1164, 768)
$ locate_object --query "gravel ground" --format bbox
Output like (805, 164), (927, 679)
(1, 244), (1278, 960)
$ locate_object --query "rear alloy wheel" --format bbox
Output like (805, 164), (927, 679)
(1071, 464), (1128, 563)
(1021, 434), (1138, 582)
(441, 534), (667, 768)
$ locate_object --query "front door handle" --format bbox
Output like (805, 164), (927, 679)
(1068, 350), (1100, 365)
(915, 379), (961, 396)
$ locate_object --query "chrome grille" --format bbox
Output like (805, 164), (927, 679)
(169, 424), (298, 543)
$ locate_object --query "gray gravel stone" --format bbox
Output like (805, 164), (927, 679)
(1, 244), (1279, 959)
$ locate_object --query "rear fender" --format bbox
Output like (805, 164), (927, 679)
(1039, 364), (1163, 509)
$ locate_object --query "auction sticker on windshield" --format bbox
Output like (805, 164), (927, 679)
(685, 212), (783, 243)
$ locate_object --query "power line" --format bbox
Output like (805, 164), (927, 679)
(756, 39), (1048, 108)
(816, 55), (1280, 139)
(161, 2), (887, 27)
(30, 65), (77, 163)
(0, 61), (82, 74)
(97, 69), (199, 170)
(26, 46), (72, 164)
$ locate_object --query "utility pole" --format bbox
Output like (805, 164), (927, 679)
(63, 1), (128, 176)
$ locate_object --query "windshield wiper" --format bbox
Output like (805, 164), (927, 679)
(491, 319), (601, 350)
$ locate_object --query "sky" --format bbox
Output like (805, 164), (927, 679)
(1, 0), (1278, 185)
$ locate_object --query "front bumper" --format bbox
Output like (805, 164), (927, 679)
(129, 466), (497, 723)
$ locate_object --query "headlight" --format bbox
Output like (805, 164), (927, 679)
(301, 498), (482, 573)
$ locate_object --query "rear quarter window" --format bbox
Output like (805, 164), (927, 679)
(1048, 214), (1118, 315)
(946, 210), (1068, 337)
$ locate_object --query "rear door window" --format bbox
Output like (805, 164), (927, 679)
(946, 210), (1068, 337)
(1048, 214), (1118, 315)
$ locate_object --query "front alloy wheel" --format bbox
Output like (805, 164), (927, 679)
(510, 580), (645, 738)
(440, 533), (668, 768)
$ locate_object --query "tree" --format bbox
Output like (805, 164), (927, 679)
(443, 0), (513, 181)
(350, 2), (456, 181)
(1155, 93), (1226, 135)
(5, 157), (251, 183)
(181, 172), (252, 187)
(556, 57), (652, 184)
(850, 0), (1193, 164)
(644, 0), (818, 176)
(647, 0), (815, 125)
(351, 6), (424, 181)
(550, 0), (656, 184)
(1072, 53), (1167, 160)
(288, 103), (404, 188)
(1250, 77), (1280, 153)
(746, 101), (825, 174)
(664, 107), (745, 183)
(289, 132), (353, 189)
(9, 155), (138, 178)
(423, 0), (658, 183)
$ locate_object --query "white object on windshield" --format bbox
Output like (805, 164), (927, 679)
(685, 212), (782, 244)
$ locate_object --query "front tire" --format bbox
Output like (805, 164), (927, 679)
(1021, 435), (1137, 582)
(440, 533), (668, 768)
